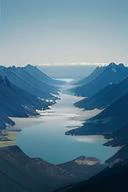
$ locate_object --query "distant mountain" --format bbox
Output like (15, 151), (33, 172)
(0, 75), (51, 119)
(24, 64), (64, 86)
(0, 65), (59, 99)
(38, 65), (96, 79)
(66, 90), (128, 135)
(75, 65), (105, 85)
(0, 146), (104, 192)
(75, 75), (128, 109)
(70, 63), (128, 97)
(0, 65), (62, 130)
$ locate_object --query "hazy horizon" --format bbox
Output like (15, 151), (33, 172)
(1, 0), (128, 66)
(0, 62), (127, 67)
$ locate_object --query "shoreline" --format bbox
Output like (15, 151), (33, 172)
(0, 131), (16, 147)
(0, 92), (121, 164)
(0, 115), (45, 148)
(0, 115), (122, 166)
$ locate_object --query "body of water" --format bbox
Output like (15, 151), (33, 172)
(14, 80), (119, 164)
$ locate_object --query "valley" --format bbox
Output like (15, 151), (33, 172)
(0, 63), (128, 192)
(2, 1), (128, 191)
(11, 87), (118, 164)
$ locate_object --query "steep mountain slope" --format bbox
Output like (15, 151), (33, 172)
(0, 66), (58, 99)
(57, 160), (128, 192)
(75, 83), (116, 109)
(0, 65), (61, 130)
(0, 113), (15, 130)
(75, 65), (105, 85)
(75, 74), (128, 110)
(66, 90), (128, 135)
(104, 124), (128, 147)
(0, 146), (104, 192)
(70, 63), (128, 97)
(0, 75), (51, 120)
(24, 64), (64, 86)
(76, 75), (128, 110)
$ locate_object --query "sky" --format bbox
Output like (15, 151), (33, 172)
(1, 0), (128, 66)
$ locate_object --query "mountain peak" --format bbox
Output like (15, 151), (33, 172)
(26, 64), (37, 69)
(106, 63), (127, 72)
(119, 63), (125, 68)
(107, 63), (126, 69)
(108, 62), (117, 67)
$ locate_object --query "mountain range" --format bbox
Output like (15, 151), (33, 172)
(70, 63), (128, 97)
(0, 65), (62, 130)
(64, 63), (128, 192)
(1, 63), (128, 191)
(0, 65), (60, 99)
(75, 74), (128, 110)
(57, 159), (128, 192)
(0, 146), (104, 192)
(67, 63), (128, 135)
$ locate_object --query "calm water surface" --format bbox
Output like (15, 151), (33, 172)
(15, 80), (119, 164)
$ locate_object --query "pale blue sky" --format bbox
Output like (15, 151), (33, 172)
(1, 0), (128, 66)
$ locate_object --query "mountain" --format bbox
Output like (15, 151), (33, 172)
(0, 146), (104, 192)
(61, 64), (128, 192)
(57, 160), (128, 192)
(25, 64), (64, 86)
(0, 113), (15, 130)
(0, 65), (59, 99)
(75, 65), (105, 85)
(75, 75), (128, 109)
(0, 65), (62, 130)
(0, 75), (51, 118)
(70, 63), (128, 97)
(75, 83), (116, 109)
(105, 125), (128, 147)
(66, 90), (128, 135)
